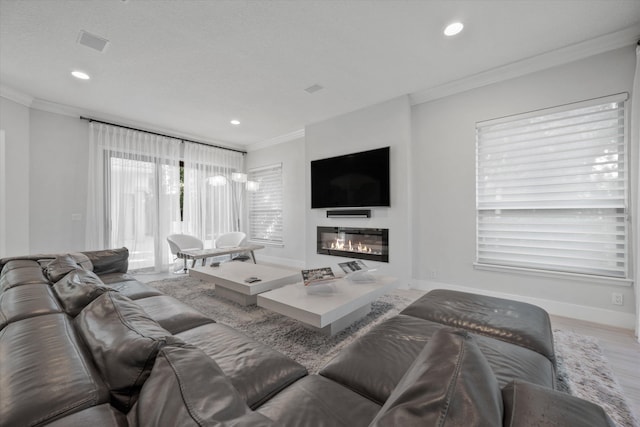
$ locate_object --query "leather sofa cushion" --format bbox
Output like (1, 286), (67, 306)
(99, 274), (163, 300)
(83, 247), (129, 275)
(44, 254), (83, 282)
(0, 313), (110, 426)
(257, 375), (381, 427)
(128, 344), (274, 427)
(177, 322), (308, 409)
(401, 289), (556, 366)
(502, 380), (616, 427)
(53, 269), (112, 316)
(43, 404), (128, 427)
(370, 328), (503, 427)
(320, 314), (439, 404)
(135, 295), (214, 334)
(75, 291), (179, 412)
(0, 260), (49, 292)
(0, 283), (62, 329)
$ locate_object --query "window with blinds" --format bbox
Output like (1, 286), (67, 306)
(248, 163), (283, 245)
(476, 93), (629, 280)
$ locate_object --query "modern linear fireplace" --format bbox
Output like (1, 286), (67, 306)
(317, 226), (389, 263)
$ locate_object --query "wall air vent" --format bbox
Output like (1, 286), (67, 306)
(77, 30), (109, 53)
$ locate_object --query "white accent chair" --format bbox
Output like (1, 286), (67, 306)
(212, 232), (248, 264)
(167, 234), (204, 273)
(215, 232), (246, 248)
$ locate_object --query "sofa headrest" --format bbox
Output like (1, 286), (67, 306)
(128, 343), (274, 427)
(369, 327), (503, 427)
(75, 291), (179, 412)
(44, 254), (84, 283)
(53, 269), (112, 316)
(81, 247), (129, 275)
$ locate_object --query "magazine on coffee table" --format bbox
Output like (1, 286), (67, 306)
(301, 267), (335, 286)
(338, 260), (367, 273)
(339, 260), (377, 283)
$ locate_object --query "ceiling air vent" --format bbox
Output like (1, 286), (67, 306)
(304, 84), (324, 94)
(77, 30), (109, 53)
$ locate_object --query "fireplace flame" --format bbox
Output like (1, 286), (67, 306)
(330, 238), (372, 254)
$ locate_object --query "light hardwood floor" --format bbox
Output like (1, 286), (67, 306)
(550, 315), (640, 420)
(136, 271), (639, 420)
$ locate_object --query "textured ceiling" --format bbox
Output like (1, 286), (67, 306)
(1, 0), (639, 147)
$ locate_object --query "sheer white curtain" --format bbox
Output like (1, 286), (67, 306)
(633, 42), (640, 341)
(86, 123), (182, 271)
(182, 142), (245, 247)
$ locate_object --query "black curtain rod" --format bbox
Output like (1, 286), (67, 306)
(80, 116), (247, 155)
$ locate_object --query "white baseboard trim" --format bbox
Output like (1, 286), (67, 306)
(254, 254), (306, 270)
(410, 279), (636, 330)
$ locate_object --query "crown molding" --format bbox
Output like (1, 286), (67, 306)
(247, 128), (305, 152)
(0, 85), (34, 107)
(30, 98), (84, 118)
(410, 25), (640, 106)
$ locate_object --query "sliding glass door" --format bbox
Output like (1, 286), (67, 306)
(108, 155), (180, 269)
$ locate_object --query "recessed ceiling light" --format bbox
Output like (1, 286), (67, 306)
(71, 70), (90, 80)
(444, 22), (464, 37)
(230, 119), (241, 126)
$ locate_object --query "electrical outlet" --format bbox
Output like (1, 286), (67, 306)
(429, 270), (437, 279)
(611, 293), (624, 306)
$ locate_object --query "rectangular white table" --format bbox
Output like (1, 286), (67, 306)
(257, 276), (398, 336)
(189, 261), (300, 306)
(178, 244), (264, 271)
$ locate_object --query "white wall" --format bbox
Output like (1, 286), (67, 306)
(305, 96), (412, 284)
(0, 97), (30, 256)
(29, 109), (90, 253)
(246, 137), (306, 268)
(411, 45), (637, 328)
(0, 130), (6, 257)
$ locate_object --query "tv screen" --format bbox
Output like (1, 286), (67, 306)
(311, 146), (390, 208)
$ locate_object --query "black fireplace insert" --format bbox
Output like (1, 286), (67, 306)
(317, 226), (389, 263)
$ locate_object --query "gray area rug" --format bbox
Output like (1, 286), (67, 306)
(145, 275), (638, 427)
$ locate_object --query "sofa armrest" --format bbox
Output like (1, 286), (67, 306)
(502, 380), (616, 427)
(401, 289), (556, 366)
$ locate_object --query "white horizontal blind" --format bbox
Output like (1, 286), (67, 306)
(248, 163), (283, 245)
(476, 94), (629, 278)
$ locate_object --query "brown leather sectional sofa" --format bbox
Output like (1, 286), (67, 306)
(0, 247), (615, 426)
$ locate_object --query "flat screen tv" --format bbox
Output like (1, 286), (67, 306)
(311, 146), (390, 208)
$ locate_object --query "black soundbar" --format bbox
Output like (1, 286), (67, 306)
(326, 209), (371, 218)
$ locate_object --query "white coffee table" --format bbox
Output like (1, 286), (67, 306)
(257, 276), (398, 336)
(189, 262), (300, 306)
